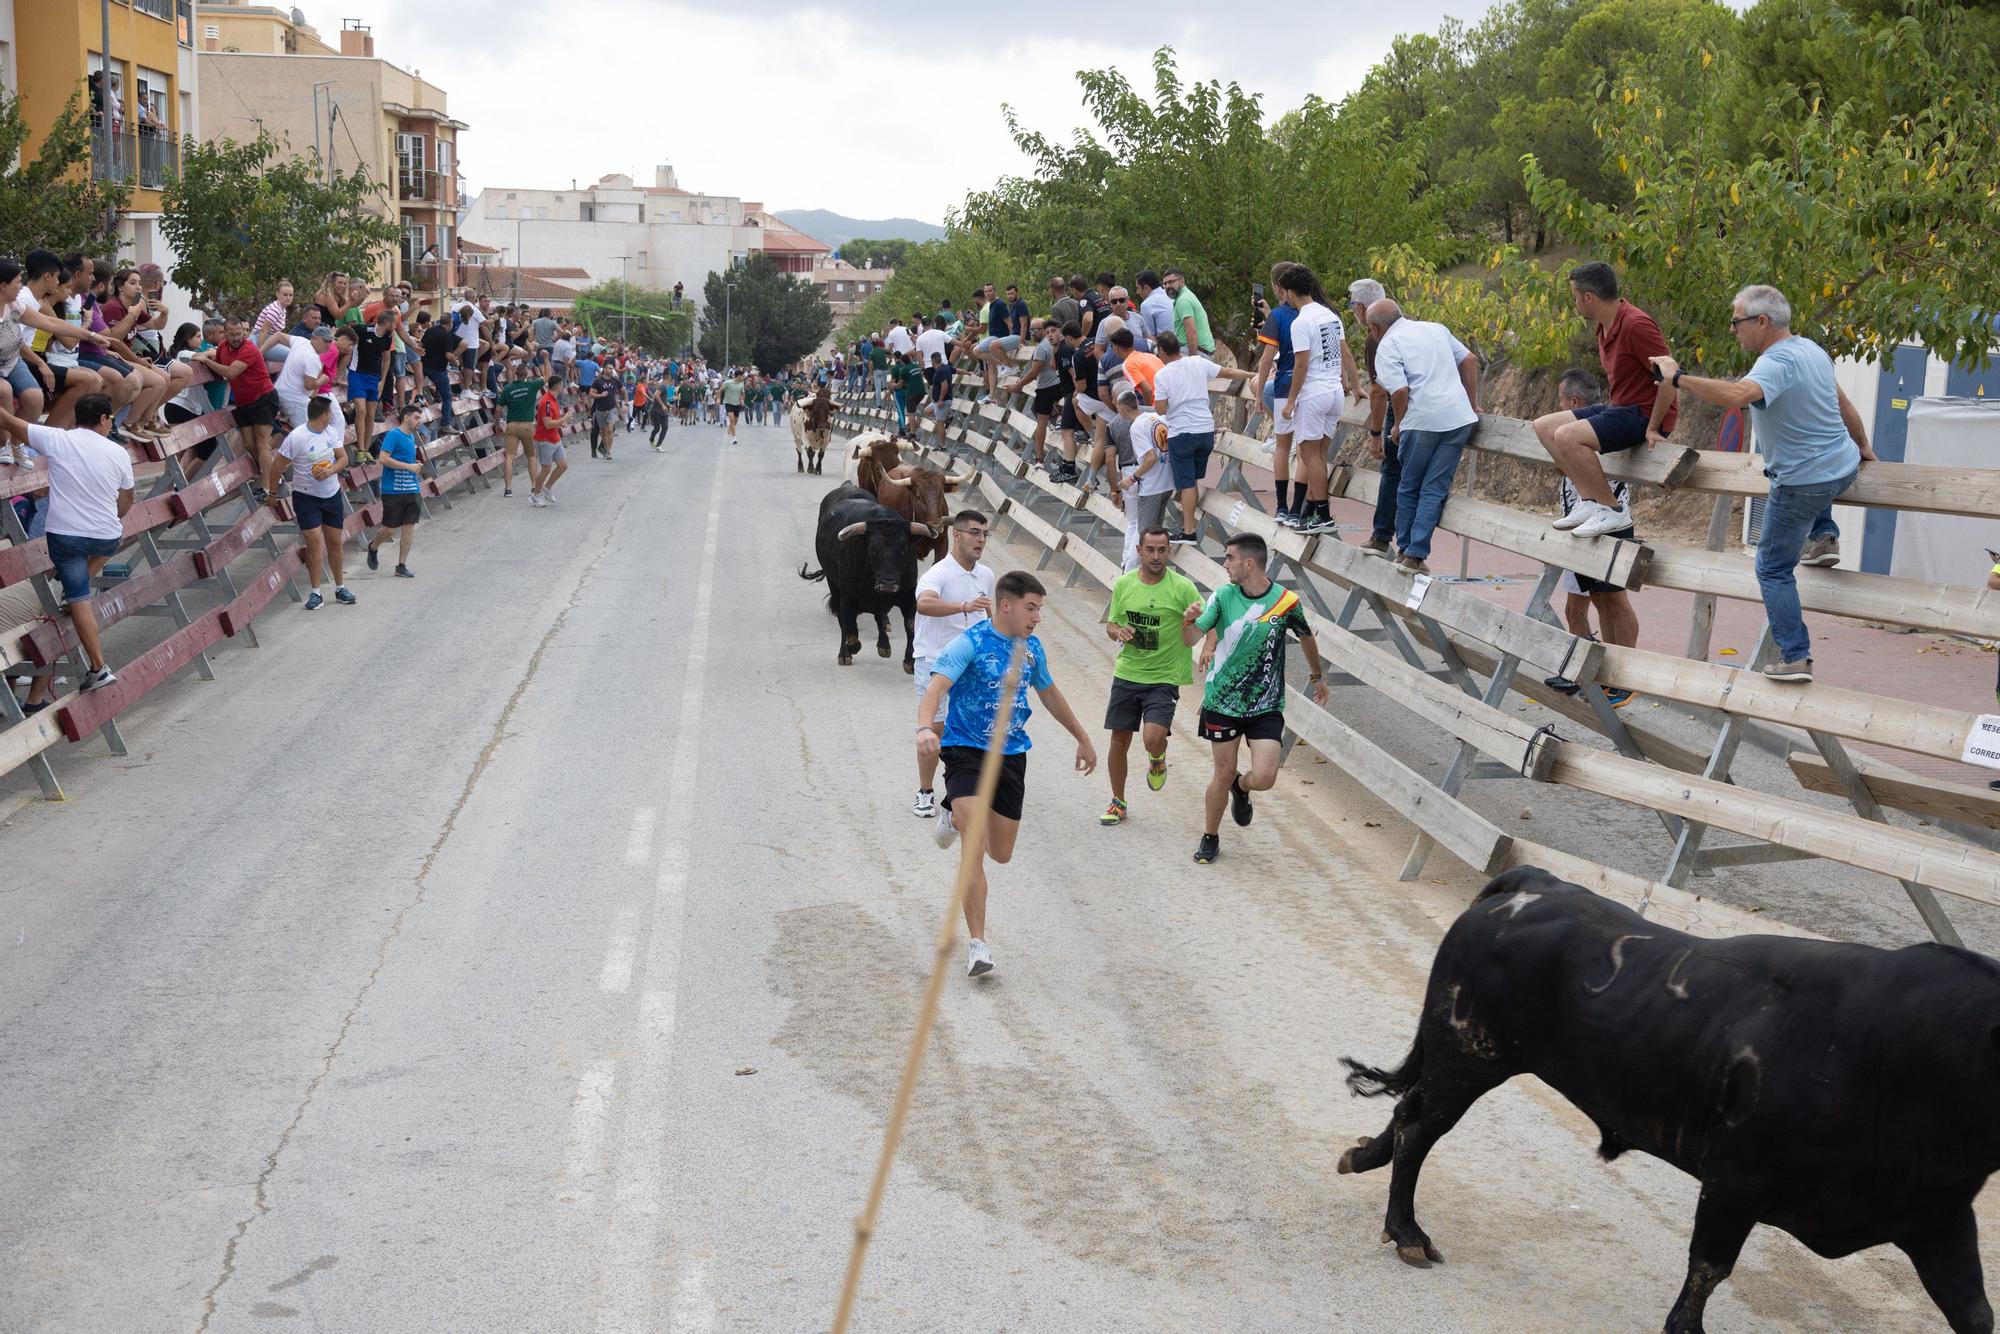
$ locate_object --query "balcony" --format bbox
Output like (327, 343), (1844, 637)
(91, 121), (178, 191)
(134, 0), (174, 19)
(398, 168), (440, 204)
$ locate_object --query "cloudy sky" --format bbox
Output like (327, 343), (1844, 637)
(305, 0), (1719, 227)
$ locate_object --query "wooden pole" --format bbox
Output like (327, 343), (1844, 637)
(831, 642), (1029, 1334)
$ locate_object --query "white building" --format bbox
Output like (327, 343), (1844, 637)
(459, 164), (829, 298)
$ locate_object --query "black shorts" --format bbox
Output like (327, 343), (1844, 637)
(727, 403), (742, 417)
(379, 493), (422, 527)
(1571, 403), (1664, 453)
(163, 403), (201, 426)
(292, 489), (346, 531)
(233, 390), (281, 429)
(940, 746), (1027, 823)
(1032, 385), (1066, 418)
(1198, 707), (1285, 744)
(1105, 678), (1180, 733)
(1571, 527), (1636, 595)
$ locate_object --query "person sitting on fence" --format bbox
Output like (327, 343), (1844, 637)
(0, 391), (132, 691)
(265, 394), (355, 610)
(1531, 261), (1677, 538)
(197, 315), (282, 499)
(1365, 298), (1481, 575)
(273, 325), (333, 435)
(1647, 283), (1875, 686)
(1545, 369), (1638, 707)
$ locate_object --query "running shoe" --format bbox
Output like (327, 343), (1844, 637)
(1167, 529), (1198, 545)
(1360, 536), (1393, 557)
(503, 488), (514, 498)
(1575, 504), (1635, 538)
(1544, 674), (1581, 695)
(530, 492), (547, 508)
(1799, 535), (1841, 567)
(1146, 754), (1167, 791)
(1099, 797), (1127, 826)
(395, 565), (415, 579)
(366, 545), (380, 571)
(967, 938), (994, 978)
(1552, 501), (1602, 531)
(542, 488), (558, 505)
(1602, 687), (1635, 709)
(933, 806), (958, 849)
(1194, 833), (1220, 864)
(1760, 659), (1813, 684)
(1303, 514), (1341, 536)
(303, 590), (324, 611)
(1229, 773), (1254, 827)
(334, 586), (357, 606)
(1274, 508), (1294, 528)
(81, 665), (117, 692)
(913, 789), (936, 819)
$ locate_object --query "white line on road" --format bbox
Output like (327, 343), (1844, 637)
(564, 1060), (617, 1189)
(623, 806), (657, 865)
(598, 905), (639, 995)
(595, 467), (723, 1333)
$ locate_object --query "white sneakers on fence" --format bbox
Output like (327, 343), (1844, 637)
(1554, 499), (1634, 538)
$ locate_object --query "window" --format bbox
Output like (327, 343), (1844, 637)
(504, 191), (516, 200)
(135, 67), (170, 132)
(636, 252), (647, 270)
(580, 204), (595, 222)
(835, 282), (846, 293)
(637, 206), (645, 223)
(439, 226), (453, 261)
(396, 133), (425, 172)
(434, 139), (452, 179)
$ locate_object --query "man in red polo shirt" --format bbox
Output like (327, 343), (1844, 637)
(194, 314), (284, 499)
(1530, 261), (1677, 538)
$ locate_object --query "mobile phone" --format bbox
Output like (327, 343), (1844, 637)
(1251, 283), (1264, 299)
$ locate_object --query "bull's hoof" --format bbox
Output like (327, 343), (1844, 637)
(1336, 1137), (1373, 1175)
(903, 660), (915, 675)
(1382, 1232), (1444, 1267)
(838, 655), (854, 666)
(877, 644), (891, 658)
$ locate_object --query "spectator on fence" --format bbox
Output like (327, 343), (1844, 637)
(1153, 331), (1254, 543)
(312, 272), (355, 329)
(1135, 270), (1176, 343)
(1542, 369), (1640, 705)
(0, 392), (130, 690)
(198, 315), (282, 498)
(1252, 265), (1302, 526)
(975, 283), (1028, 404)
(364, 401), (423, 580)
(348, 310), (396, 466)
(0, 260), (48, 447)
(883, 317), (915, 362)
(1072, 274), (1101, 341)
(1365, 298), (1480, 575)
(1346, 277), (1403, 554)
(1001, 318), (1062, 468)
(1648, 283), (1874, 685)
(70, 262), (155, 442)
(531, 375), (569, 507)
(1533, 261), (1677, 538)
(1276, 263), (1355, 536)
(550, 325), (576, 385)
(251, 281), (295, 371)
(266, 394), (355, 610)
(1107, 327), (1163, 408)
(273, 325), (333, 432)
(1060, 322), (1109, 488)
(1100, 526), (1203, 826)
(160, 322), (215, 431)
(1113, 390), (1177, 568)
(417, 311), (457, 429)
(289, 304), (323, 339)
(101, 267), (187, 438)
(18, 252), (109, 432)
(1162, 268), (1216, 361)
(1049, 277), (1082, 341)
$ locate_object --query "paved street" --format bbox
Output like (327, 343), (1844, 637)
(0, 420), (1981, 1332)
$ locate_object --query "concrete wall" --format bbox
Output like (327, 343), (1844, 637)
(459, 202), (756, 298)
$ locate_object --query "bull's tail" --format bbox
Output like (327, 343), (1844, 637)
(799, 563), (827, 583)
(1340, 1031), (1424, 1099)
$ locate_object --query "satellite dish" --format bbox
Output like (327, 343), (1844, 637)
(291, 7), (308, 25)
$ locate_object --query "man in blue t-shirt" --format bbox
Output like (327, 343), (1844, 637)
(1649, 282), (1877, 685)
(575, 354), (600, 391)
(916, 569), (1097, 978)
(365, 402), (425, 578)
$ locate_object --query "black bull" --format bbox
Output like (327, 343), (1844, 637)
(797, 484), (934, 669)
(1341, 866), (2000, 1334)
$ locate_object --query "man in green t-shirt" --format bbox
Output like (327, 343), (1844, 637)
(1184, 531), (1329, 864)
(721, 372), (746, 440)
(495, 360), (544, 497)
(869, 342), (891, 409)
(1099, 527), (1203, 826)
(892, 353), (926, 436)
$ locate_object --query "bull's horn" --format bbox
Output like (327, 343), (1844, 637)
(909, 522), (935, 538)
(878, 472), (913, 487)
(945, 466), (977, 486)
(837, 521), (868, 541)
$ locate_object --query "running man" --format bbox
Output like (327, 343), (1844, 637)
(531, 375), (568, 507)
(916, 570), (1098, 978)
(911, 509), (996, 819)
(721, 370), (746, 440)
(1183, 532), (1329, 864)
(265, 394), (356, 610)
(495, 360), (543, 497)
(1100, 527), (1202, 827)
(364, 402), (423, 578)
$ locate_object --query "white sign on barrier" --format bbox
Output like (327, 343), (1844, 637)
(1228, 500), (1246, 528)
(1405, 573), (1433, 611)
(1961, 715), (2000, 770)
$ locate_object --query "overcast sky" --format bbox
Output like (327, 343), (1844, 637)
(305, 0), (1730, 227)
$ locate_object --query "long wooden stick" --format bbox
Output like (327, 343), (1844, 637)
(831, 641), (1028, 1333)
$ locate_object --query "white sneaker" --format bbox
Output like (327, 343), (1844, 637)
(0, 445), (14, 466)
(933, 806), (958, 849)
(1575, 503), (1634, 538)
(530, 492), (547, 508)
(542, 487), (558, 505)
(967, 938), (994, 978)
(1552, 500), (1602, 531)
(913, 789), (936, 818)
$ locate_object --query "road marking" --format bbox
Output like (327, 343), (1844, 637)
(565, 1060), (617, 1189)
(670, 1255), (718, 1334)
(598, 905), (639, 994)
(595, 466), (723, 1333)
(624, 805), (657, 864)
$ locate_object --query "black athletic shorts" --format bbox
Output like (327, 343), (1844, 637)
(940, 745), (1027, 823)
(1571, 525), (1635, 595)
(1032, 385), (1066, 418)
(1571, 403), (1665, 454)
(1198, 706), (1285, 744)
(233, 390), (281, 429)
(379, 493), (422, 527)
(1105, 678), (1180, 733)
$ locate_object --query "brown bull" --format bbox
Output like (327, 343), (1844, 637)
(851, 434), (975, 563)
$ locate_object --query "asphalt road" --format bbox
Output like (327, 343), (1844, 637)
(0, 418), (1982, 1332)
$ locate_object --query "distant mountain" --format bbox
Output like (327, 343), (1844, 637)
(775, 210), (946, 251)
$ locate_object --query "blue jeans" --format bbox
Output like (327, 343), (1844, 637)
(1755, 470), (1852, 662)
(1372, 405), (1400, 544)
(428, 370), (454, 427)
(1393, 423), (1474, 561)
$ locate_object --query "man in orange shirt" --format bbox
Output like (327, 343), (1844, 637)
(530, 374), (568, 508)
(1109, 328), (1162, 405)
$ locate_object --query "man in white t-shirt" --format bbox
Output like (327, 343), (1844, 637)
(0, 392), (133, 690)
(1151, 332), (1252, 543)
(455, 299), (485, 376)
(883, 319), (916, 358)
(1278, 265), (1358, 535)
(264, 394), (355, 610)
(909, 508), (996, 818)
(1114, 391), (1178, 570)
(914, 317), (951, 373)
(273, 326), (332, 431)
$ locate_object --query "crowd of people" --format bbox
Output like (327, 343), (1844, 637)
(0, 249), (813, 709)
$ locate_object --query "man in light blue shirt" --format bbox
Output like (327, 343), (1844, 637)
(1650, 283), (1877, 684)
(1135, 269), (1176, 342)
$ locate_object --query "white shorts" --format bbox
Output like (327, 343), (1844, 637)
(1559, 570), (1583, 597)
(1073, 392), (1107, 422)
(1269, 396), (1295, 437)
(914, 656), (952, 709)
(1291, 389), (1346, 442)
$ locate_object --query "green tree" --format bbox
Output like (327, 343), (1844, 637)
(838, 230), (1020, 344)
(839, 237), (917, 270)
(159, 132), (401, 320)
(568, 279), (696, 357)
(0, 87), (130, 259)
(697, 255), (833, 372)
(1525, 0), (2000, 369)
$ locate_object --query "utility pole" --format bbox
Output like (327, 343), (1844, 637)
(724, 281), (736, 373)
(311, 82), (334, 171)
(614, 254), (630, 346)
